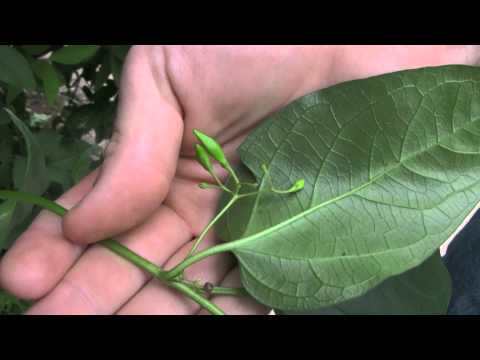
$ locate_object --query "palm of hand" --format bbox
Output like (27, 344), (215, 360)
(0, 45), (477, 314)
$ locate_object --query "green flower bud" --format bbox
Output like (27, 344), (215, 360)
(272, 178), (305, 194)
(195, 144), (213, 173)
(193, 129), (229, 169)
(288, 179), (305, 193)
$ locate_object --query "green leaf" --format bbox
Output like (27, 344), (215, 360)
(0, 200), (16, 249)
(51, 45), (100, 65)
(21, 45), (50, 56)
(12, 156), (27, 190)
(0, 45), (36, 90)
(35, 129), (95, 191)
(6, 85), (23, 105)
(32, 60), (64, 105)
(2, 108), (49, 225)
(0, 130), (13, 187)
(218, 65), (480, 312)
(281, 252), (451, 314)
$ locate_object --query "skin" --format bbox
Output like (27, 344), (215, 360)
(0, 45), (479, 315)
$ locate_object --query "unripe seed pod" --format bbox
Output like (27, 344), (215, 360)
(193, 129), (229, 169)
(195, 144), (213, 172)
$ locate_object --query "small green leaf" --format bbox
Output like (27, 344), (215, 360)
(0, 45), (36, 90)
(51, 45), (100, 65)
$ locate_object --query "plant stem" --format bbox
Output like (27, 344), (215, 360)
(186, 194), (238, 257)
(209, 286), (248, 297)
(226, 163), (241, 186)
(167, 241), (236, 280)
(182, 280), (248, 297)
(0, 190), (228, 315)
(169, 281), (225, 315)
(237, 191), (261, 199)
(0, 190), (67, 217)
(100, 239), (168, 279)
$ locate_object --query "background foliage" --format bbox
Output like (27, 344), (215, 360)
(0, 45), (131, 314)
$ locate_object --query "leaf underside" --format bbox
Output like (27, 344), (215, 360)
(218, 65), (480, 312)
(280, 252), (451, 315)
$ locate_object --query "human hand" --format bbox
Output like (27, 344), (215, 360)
(1, 45), (478, 314)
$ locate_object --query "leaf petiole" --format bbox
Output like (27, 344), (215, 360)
(185, 193), (239, 258)
(182, 280), (248, 297)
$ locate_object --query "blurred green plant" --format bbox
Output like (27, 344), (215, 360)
(0, 45), (131, 314)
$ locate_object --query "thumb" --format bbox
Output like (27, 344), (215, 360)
(63, 47), (184, 244)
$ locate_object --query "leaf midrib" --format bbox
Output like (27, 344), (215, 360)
(227, 115), (480, 251)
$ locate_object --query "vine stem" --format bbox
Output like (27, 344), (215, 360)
(186, 194), (238, 257)
(182, 280), (248, 297)
(209, 286), (248, 296)
(169, 281), (225, 315)
(0, 190), (236, 315)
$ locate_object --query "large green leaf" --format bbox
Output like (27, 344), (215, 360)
(280, 252), (451, 315)
(218, 65), (480, 312)
(50, 45), (100, 65)
(0, 46), (36, 90)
